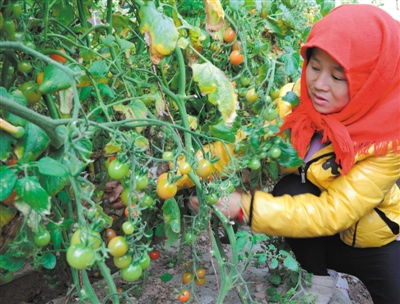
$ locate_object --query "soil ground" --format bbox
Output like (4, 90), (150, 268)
(0, 229), (373, 304)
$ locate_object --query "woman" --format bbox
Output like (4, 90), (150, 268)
(192, 4), (400, 304)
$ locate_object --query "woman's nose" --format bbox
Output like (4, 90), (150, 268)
(313, 73), (330, 91)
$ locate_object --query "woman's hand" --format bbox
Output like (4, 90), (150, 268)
(189, 191), (243, 219)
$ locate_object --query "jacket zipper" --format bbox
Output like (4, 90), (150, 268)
(300, 152), (336, 183)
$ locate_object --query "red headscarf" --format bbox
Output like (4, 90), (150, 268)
(280, 4), (400, 174)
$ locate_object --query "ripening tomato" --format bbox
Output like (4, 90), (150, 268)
(19, 81), (42, 105)
(66, 244), (95, 269)
(140, 194), (155, 208)
(34, 228), (51, 247)
(195, 278), (206, 286)
(182, 272), (193, 284)
(105, 228), (117, 243)
(223, 28), (236, 43)
(107, 160), (129, 180)
(162, 151), (174, 161)
(36, 72), (44, 85)
(113, 254), (132, 269)
(178, 289), (191, 303)
(156, 172), (177, 200)
(177, 158), (192, 175)
(245, 88), (259, 103)
(107, 236), (128, 257)
(232, 41), (241, 51)
(149, 250), (160, 260)
(195, 159), (214, 178)
(229, 50), (244, 65)
(196, 268), (206, 279)
(49, 49), (67, 64)
(120, 263), (142, 282)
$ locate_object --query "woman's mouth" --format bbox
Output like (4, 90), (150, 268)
(312, 94), (329, 106)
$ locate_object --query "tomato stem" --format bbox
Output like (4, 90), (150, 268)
(98, 261), (120, 304)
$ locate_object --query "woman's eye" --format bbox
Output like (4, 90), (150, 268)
(311, 66), (320, 71)
(332, 75), (346, 81)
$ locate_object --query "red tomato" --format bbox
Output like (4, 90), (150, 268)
(229, 50), (244, 65)
(49, 49), (67, 64)
(149, 250), (160, 260)
(223, 28), (236, 43)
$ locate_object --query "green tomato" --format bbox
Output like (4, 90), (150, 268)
(184, 232), (196, 244)
(66, 245), (95, 270)
(121, 263), (142, 282)
(122, 221), (135, 235)
(135, 174), (149, 191)
(140, 194), (155, 208)
(70, 229), (102, 249)
(206, 193), (219, 205)
(121, 188), (139, 206)
(162, 151), (174, 161)
(269, 146), (282, 159)
(134, 136), (149, 150)
(139, 254), (151, 270)
(17, 61), (32, 73)
(113, 254), (132, 269)
(263, 108), (277, 121)
(248, 158), (261, 170)
(107, 160), (129, 180)
(34, 229), (51, 247)
(240, 76), (251, 87)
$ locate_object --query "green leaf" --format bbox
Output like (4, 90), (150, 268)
(0, 166), (17, 201)
(282, 91), (299, 107)
(162, 198), (180, 248)
(47, 222), (62, 250)
(280, 52), (300, 77)
(277, 141), (303, 168)
(16, 176), (50, 213)
(79, 86), (92, 101)
(192, 62), (238, 125)
(88, 60), (108, 78)
(159, 272), (173, 283)
(268, 273), (282, 286)
(39, 252), (56, 269)
(209, 120), (237, 143)
(0, 255), (24, 272)
(98, 83), (115, 98)
(19, 123), (50, 163)
(39, 65), (72, 94)
(270, 258), (279, 269)
(279, 250), (299, 271)
(113, 100), (148, 132)
(38, 157), (68, 177)
(266, 160), (279, 180)
(4, 89), (28, 127)
(0, 131), (14, 161)
(139, 1), (179, 64)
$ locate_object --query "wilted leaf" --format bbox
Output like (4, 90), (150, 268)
(192, 62), (238, 125)
(204, 0), (225, 40)
(139, 1), (179, 64)
(113, 100), (148, 132)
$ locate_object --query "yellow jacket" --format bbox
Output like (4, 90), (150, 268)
(241, 143), (400, 248)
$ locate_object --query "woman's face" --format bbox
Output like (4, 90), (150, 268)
(305, 48), (350, 114)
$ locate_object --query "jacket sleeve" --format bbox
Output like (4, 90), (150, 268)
(241, 151), (400, 237)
